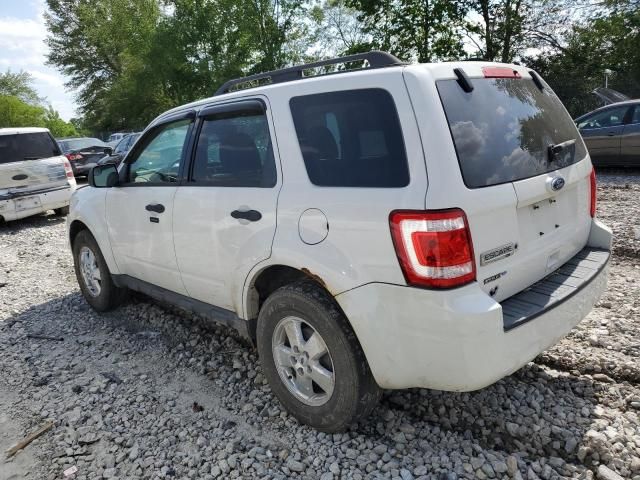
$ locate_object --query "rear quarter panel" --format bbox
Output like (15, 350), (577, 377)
(240, 68), (429, 316)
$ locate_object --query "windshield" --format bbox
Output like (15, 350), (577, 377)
(437, 77), (587, 188)
(0, 132), (60, 164)
(59, 138), (105, 152)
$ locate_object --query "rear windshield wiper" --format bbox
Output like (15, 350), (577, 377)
(548, 139), (576, 163)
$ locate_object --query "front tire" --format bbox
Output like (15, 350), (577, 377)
(72, 230), (127, 311)
(257, 281), (380, 432)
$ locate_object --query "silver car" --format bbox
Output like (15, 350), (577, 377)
(576, 100), (640, 167)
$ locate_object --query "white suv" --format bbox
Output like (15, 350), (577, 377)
(67, 52), (612, 431)
(1, 127), (76, 223)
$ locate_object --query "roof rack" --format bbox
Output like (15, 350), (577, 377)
(214, 51), (405, 96)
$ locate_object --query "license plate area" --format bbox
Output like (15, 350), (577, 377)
(15, 195), (42, 212)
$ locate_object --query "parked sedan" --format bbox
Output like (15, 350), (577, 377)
(57, 138), (112, 177)
(576, 100), (640, 167)
(97, 132), (140, 167)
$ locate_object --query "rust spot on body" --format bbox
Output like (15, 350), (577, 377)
(301, 268), (328, 290)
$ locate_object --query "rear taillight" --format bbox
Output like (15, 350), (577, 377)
(589, 168), (597, 217)
(65, 153), (82, 162)
(389, 209), (476, 289)
(63, 159), (75, 179)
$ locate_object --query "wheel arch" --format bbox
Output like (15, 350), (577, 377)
(69, 219), (89, 247)
(67, 217), (121, 275)
(245, 264), (323, 321)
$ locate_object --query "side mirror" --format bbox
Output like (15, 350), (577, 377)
(104, 147), (113, 155)
(89, 164), (119, 188)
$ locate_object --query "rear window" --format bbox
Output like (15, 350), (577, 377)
(58, 138), (105, 152)
(290, 89), (409, 188)
(0, 132), (60, 164)
(437, 78), (587, 188)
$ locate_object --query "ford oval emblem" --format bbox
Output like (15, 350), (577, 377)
(551, 177), (565, 191)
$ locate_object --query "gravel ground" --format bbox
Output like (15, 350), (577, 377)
(0, 170), (638, 480)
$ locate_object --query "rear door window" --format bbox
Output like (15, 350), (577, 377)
(577, 105), (631, 130)
(0, 132), (60, 164)
(437, 78), (587, 188)
(190, 106), (276, 188)
(290, 89), (409, 188)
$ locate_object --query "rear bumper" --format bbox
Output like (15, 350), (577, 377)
(336, 219), (612, 391)
(0, 185), (73, 221)
(71, 163), (97, 176)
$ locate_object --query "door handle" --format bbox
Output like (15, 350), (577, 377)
(607, 132), (617, 136)
(145, 203), (165, 214)
(231, 209), (262, 222)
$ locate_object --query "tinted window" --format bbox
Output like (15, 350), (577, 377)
(577, 106), (630, 130)
(114, 137), (128, 154)
(630, 105), (640, 125)
(128, 119), (191, 184)
(191, 110), (276, 187)
(290, 89), (409, 187)
(0, 132), (60, 164)
(58, 138), (105, 153)
(438, 78), (587, 188)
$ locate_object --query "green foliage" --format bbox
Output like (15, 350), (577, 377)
(0, 69), (77, 136)
(0, 95), (46, 128)
(347, 0), (470, 62)
(0, 70), (44, 105)
(525, 7), (640, 117)
(45, 0), (310, 132)
(0, 95), (77, 137)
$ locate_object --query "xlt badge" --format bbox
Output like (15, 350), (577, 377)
(480, 243), (515, 266)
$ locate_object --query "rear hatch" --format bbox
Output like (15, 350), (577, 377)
(433, 66), (593, 302)
(0, 131), (70, 197)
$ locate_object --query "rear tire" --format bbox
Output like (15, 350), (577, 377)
(72, 230), (128, 311)
(257, 280), (380, 432)
(54, 206), (70, 216)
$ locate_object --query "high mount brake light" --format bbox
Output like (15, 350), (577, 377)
(590, 168), (597, 218)
(482, 66), (521, 79)
(389, 209), (476, 289)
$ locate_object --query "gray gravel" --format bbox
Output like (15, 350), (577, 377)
(0, 170), (638, 480)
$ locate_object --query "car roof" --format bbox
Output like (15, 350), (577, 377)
(0, 127), (50, 136)
(149, 59), (533, 128)
(576, 99), (640, 120)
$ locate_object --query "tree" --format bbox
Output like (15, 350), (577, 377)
(346, 0), (470, 62)
(0, 70), (43, 105)
(44, 106), (78, 137)
(524, 6), (640, 116)
(312, 0), (371, 56)
(45, 0), (312, 132)
(0, 95), (45, 128)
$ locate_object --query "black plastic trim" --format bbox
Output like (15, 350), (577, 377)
(214, 51), (405, 96)
(0, 184), (71, 201)
(453, 68), (474, 93)
(529, 70), (544, 91)
(502, 247), (610, 331)
(198, 99), (266, 118)
(111, 274), (252, 339)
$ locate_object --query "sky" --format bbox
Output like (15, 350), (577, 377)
(0, 0), (77, 120)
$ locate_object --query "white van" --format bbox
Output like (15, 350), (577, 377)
(0, 127), (76, 223)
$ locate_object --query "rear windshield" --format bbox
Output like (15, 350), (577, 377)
(437, 78), (586, 188)
(0, 132), (60, 164)
(58, 138), (105, 152)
